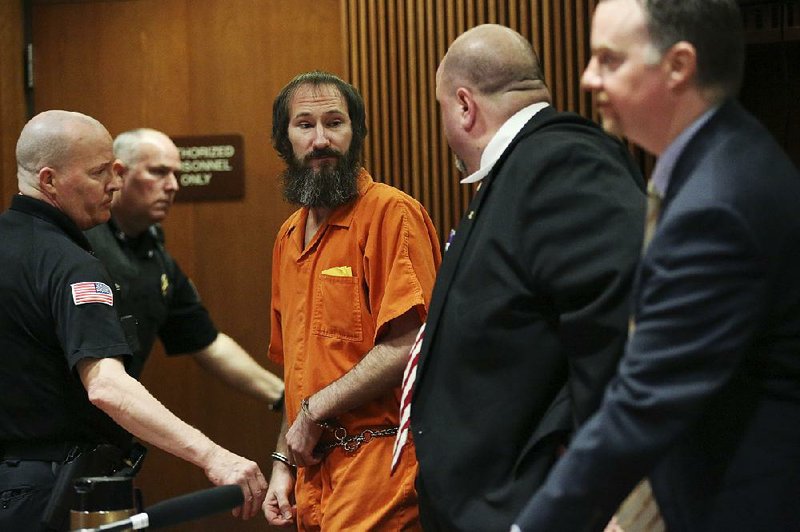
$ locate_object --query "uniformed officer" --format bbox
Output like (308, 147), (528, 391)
(85, 128), (284, 405)
(0, 111), (267, 531)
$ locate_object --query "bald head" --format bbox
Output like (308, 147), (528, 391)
(436, 25), (551, 175)
(440, 24), (547, 99)
(110, 128), (182, 236)
(113, 128), (177, 167)
(14, 110), (120, 229)
(16, 110), (109, 191)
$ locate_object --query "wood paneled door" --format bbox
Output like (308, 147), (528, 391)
(30, 1), (343, 530)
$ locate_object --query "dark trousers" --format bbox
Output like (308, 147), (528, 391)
(0, 459), (62, 532)
(417, 474), (457, 532)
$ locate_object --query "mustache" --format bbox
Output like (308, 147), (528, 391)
(304, 148), (343, 163)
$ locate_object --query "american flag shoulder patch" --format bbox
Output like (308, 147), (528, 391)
(71, 281), (114, 306)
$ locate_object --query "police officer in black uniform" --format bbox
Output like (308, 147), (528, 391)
(87, 221), (217, 378)
(85, 128), (283, 401)
(0, 111), (267, 531)
(0, 113), (132, 529)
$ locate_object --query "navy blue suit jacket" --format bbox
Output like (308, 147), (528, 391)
(516, 101), (800, 531)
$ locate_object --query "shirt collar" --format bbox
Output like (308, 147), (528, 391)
(460, 102), (550, 184)
(650, 105), (719, 198)
(10, 194), (94, 252)
(107, 217), (160, 254)
(107, 217), (130, 242)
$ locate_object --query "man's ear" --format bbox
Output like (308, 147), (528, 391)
(38, 167), (57, 195)
(664, 41), (697, 91)
(113, 160), (127, 180)
(456, 87), (477, 131)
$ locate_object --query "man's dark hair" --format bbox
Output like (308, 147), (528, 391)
(271, 71), (368, 162)
(638, 0), (745, 98)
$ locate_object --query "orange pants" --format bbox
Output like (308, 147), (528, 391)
(295, 437), (421, 531)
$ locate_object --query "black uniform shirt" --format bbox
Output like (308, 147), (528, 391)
(85, 220), (218, 379)
(0, 195), (131, 446)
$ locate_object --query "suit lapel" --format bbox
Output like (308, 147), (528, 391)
(415, 107), (560, 379)
(662, 101), (737, 214)
(633, 101), (736, 298)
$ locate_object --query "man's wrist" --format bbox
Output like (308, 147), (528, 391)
(300, 396), (337, 431)
(270, 451), (296, 470)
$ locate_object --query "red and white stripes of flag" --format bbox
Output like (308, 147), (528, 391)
(70, 281), (114, 306)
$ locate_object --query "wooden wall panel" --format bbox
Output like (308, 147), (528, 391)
(0, 1), (26, 212)
(342, 0), (608, 241)
(739, 0), (800, 168)
(31, 1), (342, 530)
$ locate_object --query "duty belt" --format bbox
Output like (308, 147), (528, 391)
(0, 441), (78, 462)
(315, 426), (398, 454)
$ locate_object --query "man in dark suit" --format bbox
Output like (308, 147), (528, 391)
(514, 1), (800, 531)
(405, 24), (646, 531)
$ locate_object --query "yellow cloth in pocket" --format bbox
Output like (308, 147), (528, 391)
(321, 266), (353, 277)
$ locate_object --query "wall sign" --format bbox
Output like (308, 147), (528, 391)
(171, 134), (245, 202)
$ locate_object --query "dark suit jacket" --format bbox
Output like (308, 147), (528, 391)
(410, 106), (646, 531)
(515, 101), (800, 531)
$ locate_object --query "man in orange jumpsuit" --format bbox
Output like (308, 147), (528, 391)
(262, 71), (441, 531)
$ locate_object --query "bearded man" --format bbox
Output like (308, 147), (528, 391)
(262, 71), (441, 531)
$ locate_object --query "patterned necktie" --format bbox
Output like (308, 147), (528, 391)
(612, 178), (666, 532)
(643, 179), (663, 250)
(391, 322), (425, 472)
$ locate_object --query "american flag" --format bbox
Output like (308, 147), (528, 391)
(71, 281), (114, 306)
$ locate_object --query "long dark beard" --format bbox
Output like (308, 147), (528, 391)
(281, 147), (360, 209)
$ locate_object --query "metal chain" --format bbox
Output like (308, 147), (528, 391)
(316, 426), (399, 454)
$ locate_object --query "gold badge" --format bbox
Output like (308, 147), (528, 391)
(160, 273), (169, 297)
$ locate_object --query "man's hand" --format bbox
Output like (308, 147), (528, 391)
(285, 407), (324, 466)
(202, 445), (268, 519)
(263, 462), (297, 526)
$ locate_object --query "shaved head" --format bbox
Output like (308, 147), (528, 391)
(14, 110), (120, 229)
(16, 110), (108, 190)
(113, 128), (177, 166)
(436, 24), (551, 175)
(440, 24), (547, 97)
(109, 127), (182, 236)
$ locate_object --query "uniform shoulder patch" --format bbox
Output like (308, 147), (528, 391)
(71, 281), (114, 306)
